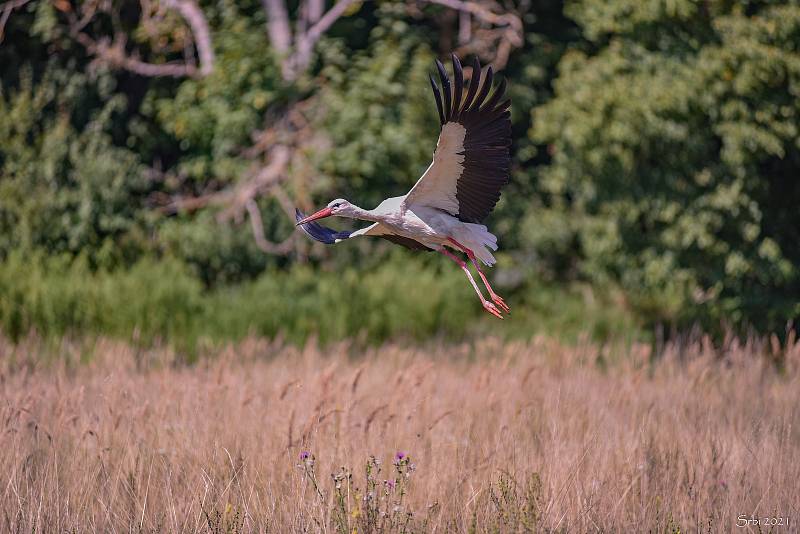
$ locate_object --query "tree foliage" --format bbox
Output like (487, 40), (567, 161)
(0, 0), (798, 342)
(0, 66), (150, 267)
(530, 0), (800, 332)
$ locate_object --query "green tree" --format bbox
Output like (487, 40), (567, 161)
(0, 67), (149, 266)
(530, 0), (800, 332)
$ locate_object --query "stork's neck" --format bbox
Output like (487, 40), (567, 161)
(350, 205), (385, 223)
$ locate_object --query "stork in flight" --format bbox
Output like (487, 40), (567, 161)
(296, 54), (512, 319)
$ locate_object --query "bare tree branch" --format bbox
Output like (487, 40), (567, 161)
(69, 0), (100, 35)
(307, 0), (324, 24)
(246, 199), (296, 254)
(289, 0), (360, 75)
(413, 0), (523, 69)
(154, 97), (322, 257)
(162, 145), (292, 216)
(263, 0), (291, 54)
(271, 183), (300, 220)
(263, 0), (362, 80)
(65, 0), (214, 78)
(0, 0), (31, 43)
(423, 0), (521, 33)
(159, 144), (298, 256)
(218, 145), (291, 220)
(458, 9), (471, 45)
(76, 33), (197, 77)
(163, 0), (214, 76)
(264, 0), (520, 78)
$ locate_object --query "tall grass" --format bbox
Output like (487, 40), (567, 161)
(0, 251), (642, 349)
(1, 334), (798, 531)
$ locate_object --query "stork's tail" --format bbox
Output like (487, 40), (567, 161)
(464, 223), (498, 267)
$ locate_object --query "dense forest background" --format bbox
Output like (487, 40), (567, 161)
(1, 0), (799, 348)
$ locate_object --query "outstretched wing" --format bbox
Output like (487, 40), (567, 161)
(402, 54), (511, 223)
(295, 209), (433, 251)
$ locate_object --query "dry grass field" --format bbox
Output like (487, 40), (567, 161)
(1, 335), (799, 533)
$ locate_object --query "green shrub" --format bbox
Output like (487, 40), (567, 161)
(0, 252), (643, 350)
(0, 69), (150, 266)
(0, 251), (204, 344)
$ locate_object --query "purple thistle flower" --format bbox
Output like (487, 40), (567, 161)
(299, 451), (311, 461)
(395, 451), (406, 461)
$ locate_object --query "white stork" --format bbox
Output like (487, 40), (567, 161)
(295, 54), (512, 319)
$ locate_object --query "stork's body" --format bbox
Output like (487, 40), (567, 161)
(296, 54), (512, 318)
(343, 198), (499, 265)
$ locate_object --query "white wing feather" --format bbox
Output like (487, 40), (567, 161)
(347, 223), (393, 240)
(402, 122), (466, 215)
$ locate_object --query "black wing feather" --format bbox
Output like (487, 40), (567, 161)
(460, 56), (481, 114)
(429, 75), (445, 125)
(428, 56), (511, 223)
(451, 54), (463, 122)
(436, 59), (452, 123)
(481, 78), (507, 112)
(469, 66), (493, 112)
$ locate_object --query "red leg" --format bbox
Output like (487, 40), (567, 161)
(447, 238), (510, 313)
(438, 248), (504, 319)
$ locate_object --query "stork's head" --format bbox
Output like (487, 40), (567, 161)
(295, 199), (357, 225)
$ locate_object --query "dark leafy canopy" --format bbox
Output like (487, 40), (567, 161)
(528, 0), (800, 333)
(1, 0), (799, 341)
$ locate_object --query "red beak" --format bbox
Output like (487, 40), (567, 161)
(295, 207), (333, 226)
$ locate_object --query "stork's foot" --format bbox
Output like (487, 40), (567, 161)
(490, 294), (510, 314)
(483, 301), (504, 319)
